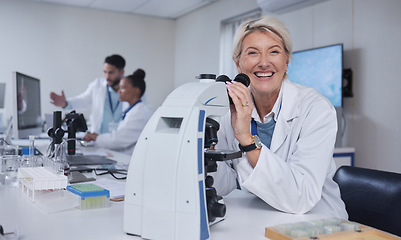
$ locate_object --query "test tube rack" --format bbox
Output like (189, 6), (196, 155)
(265, 218), (401, 240)
(18, 167), (68, 201)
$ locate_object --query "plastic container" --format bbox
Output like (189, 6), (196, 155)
(0, 144), (18, 155)
(34, 189), (79, 213)
(66, 183), (110, 210)
(0, 155), (20, 186)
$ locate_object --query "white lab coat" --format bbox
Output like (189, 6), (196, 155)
(67, 78), (128, 133)
(95, 101), (153, 155)
(213, 79), (348, 219)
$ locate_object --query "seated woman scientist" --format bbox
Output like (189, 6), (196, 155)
(212, 16), (348, 219)
(82, 69), (153, 155)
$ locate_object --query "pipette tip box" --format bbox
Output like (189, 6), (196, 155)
(66, 183), (110, 210)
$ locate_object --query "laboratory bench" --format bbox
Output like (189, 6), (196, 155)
(0, 186), (326, 240)
(0, 140), (334, 240)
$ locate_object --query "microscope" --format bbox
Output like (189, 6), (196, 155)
(124, 73), (249, 239)
(47, 110), (87, 155)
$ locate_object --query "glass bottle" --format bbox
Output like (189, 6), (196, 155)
(20, 148), (32, 168)
(54, 141), (70, 177)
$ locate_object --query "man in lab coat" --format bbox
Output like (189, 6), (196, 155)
(50, 54), (127, 134)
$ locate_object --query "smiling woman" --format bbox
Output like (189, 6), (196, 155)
(235, 30), (289, 112)
(213, 15), (348, 219)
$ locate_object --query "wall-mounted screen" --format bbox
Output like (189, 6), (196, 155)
(287, 44), (343, 107)
(12, 72), (42, 139)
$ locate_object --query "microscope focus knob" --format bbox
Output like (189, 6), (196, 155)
(206, 187), (226, 222)
(205, 175), (214, 188)
(206, 187), (217, 197)
(211, 202), (226, 218)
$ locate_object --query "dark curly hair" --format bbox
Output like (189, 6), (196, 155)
(125, 68), (146, 97)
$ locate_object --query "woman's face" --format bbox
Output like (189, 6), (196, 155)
(118, 78), (137, 102)
(235, 30), (289, 97)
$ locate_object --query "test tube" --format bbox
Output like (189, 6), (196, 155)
(29, 135), (35, 160)
(28, 135), (36, 167)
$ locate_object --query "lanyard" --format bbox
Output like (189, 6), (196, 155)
(251, 118), (258, 135)
(122, 100), (141, 120)
(107, 87), (120, 116)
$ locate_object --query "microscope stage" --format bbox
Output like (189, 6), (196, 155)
(204, 149), (242, 161)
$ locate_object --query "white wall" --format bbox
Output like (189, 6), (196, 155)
(347, 0), (401, 171)
(0, 0), (175, 121)
(175, 0), (401, 173)
(174, 0), (259, 87)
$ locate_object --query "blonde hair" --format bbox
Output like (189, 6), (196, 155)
(232, 16), (292, 62)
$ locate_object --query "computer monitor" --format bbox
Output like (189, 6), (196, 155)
(287, 44), (343, 107)
(12, 72), (42, 139)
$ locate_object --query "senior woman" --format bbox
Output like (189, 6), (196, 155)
(213, 16), (348, 219)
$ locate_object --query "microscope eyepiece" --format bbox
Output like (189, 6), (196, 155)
(198, 74), (216, 80)
(216, 74), (231, 82)
(216, 73), (250, 104)
(233, 73), (250, 87)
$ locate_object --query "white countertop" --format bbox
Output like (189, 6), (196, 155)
(0, 185), (325, 240)
(1, 140), (325, 240)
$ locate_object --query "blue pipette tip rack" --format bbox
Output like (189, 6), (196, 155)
(67, 183), (110, 209)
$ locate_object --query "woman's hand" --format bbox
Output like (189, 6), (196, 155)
(226, 81), (253, 146)
(226, 81), (261, 167)
(82, 132), (98, 142)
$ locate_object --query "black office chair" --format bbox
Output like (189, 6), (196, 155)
(333, 166), (401, 236)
